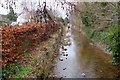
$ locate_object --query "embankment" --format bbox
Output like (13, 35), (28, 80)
(1, 21), (63, 78)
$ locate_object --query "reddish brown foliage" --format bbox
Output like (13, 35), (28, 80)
(1, 21), (60, 67)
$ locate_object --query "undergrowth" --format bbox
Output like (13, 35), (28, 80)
(2, 61), (32, 79)
(81, 2), (119, 65)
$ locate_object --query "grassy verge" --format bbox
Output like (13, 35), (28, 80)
(2, 28), (62, 79)
(83, 23), (120, 65)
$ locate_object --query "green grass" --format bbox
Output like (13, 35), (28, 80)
(84, 27), (94, 38)
(2, 62), (22, 79)
(92, 31), (108, 43)
(2, 61), (33, 79)
(84, 24), (120, 65)
(80, 2), (119, 65)
(15, 66), (32, 79)
(106, 25), (120, 65)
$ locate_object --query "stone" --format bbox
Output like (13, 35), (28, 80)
(59, 58), (63, 61)
(81, 72), (86, 77)
(64, 48), (67, 51)
(63, 68), (66, 70)
(63, 53), (66, 56)
(66, 54), (68, 56)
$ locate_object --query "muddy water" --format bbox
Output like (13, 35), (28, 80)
(52, 26), (119, 78)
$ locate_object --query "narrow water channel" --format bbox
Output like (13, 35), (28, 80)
(52, 26), (119, 78)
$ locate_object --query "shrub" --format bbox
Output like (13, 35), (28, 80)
(81, 16), (91, 27)
(106, 25), (120, 65)
(1, 22), (60, 68)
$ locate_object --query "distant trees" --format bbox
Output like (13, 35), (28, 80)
(7, 5), (17, 21)
(0, 0), (71, 23)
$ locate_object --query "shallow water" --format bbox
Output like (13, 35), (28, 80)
(52, 26), (119, 78)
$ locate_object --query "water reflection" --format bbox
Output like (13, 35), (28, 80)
(53, 26), (119, 78)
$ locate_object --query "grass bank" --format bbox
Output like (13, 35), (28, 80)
(1, 22), (63, 79)
(80, 2), (120, 65)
